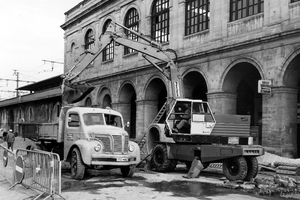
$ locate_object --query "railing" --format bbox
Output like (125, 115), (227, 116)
(0, 147), (64, 199)
(0, 145), (15, 185)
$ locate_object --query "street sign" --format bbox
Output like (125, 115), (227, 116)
(15, 155), (25, 183)
(258, 80), (272, 94)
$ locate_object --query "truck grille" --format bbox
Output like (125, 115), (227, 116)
(96, 135), (128, 154)
(112, 135), (129, 153)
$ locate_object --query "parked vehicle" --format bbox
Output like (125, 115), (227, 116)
(34, 21), (263, 181)
(20, 106), (140, 180)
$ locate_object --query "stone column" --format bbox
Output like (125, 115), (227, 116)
(262, 87), (298, 158)
(207, 92), (237, 114)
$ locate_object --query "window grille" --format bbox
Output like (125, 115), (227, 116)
(185, 0), (210, 35)
(103, 20), (114, 61)
(230, 0), (264, 21)
(124, 8), (139, 55)
(151, 0), (170, 43)
(84, 29), (95, 50)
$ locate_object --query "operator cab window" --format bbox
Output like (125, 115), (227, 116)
(104, 114), (122, 128)
(83, 113), (104, 126)
(68, 114), (80, 127)
(192, 102), (214, 122)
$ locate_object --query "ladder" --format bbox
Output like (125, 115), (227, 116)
(138, 102), (167, 150)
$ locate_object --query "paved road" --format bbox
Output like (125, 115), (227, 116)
(1, 165), (299, 200)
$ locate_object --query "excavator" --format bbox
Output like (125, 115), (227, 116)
(61, 21), (264, 181)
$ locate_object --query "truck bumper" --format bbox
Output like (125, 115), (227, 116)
(90, 154), (138, 166)
(200, 144), (264, 163)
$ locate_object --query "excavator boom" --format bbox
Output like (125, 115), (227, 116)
(62, 21), (183, 105)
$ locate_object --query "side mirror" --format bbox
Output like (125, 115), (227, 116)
(126, 121), (130, 127)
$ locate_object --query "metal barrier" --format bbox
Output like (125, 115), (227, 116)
(0, 144), (15, 185)
(11, 149), (64, 200)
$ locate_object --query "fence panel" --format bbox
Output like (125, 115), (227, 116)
(0, 144), (15, 184)
(15, 149), (64, 199)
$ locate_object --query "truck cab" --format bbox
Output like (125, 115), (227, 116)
(60, 107), (140, 179)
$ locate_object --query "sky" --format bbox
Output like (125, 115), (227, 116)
(0, 0), (82, 100)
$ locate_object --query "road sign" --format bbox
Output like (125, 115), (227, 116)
(258, 80), (272, 94)
(15, 155), (25, 183)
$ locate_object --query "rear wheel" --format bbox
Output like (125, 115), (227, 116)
(223, 156), (248, 181)
(152, 144), (172, 172)
(71, 148), (85, 180)
(244, 157), (258, 181)
(120, 165), (135, 177)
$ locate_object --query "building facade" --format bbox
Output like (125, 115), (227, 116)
(60, 0), (300, 157)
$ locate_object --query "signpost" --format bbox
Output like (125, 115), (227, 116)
(258, 80), (272, 94)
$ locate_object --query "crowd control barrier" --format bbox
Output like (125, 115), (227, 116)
(0, 144), (15, 185)
(10, 149), (64, 200)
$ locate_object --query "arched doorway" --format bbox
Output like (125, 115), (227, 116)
(283, 54), (300, 157)
(223, 62), (262, 144)
(8, 109), (14, 131)
(145, 78), (167, 124)
(183, 71), (207, 100)
(119, 83), (137, 139)
(98, 87), (112, 108)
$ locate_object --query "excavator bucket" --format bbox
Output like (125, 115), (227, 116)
(62, 81), (95, 104)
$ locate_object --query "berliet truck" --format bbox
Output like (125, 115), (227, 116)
(21, 106), (140, 180)
(21, 20), (264, 181)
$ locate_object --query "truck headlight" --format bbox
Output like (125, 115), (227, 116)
(129, 144), (135, 152)
(94, 144), (102, 152)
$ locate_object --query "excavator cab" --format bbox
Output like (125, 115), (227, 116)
(166, 99), (216, 136)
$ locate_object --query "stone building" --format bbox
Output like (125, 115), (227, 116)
(0, 76), (62, 134)
(60, 0), (300, 157)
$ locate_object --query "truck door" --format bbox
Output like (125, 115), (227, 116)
(64, 112), (82, 158)
(190, 102), (215, 135)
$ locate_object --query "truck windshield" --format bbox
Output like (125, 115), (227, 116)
(104, 114), (123, 128)
(83, 113), (104, 126)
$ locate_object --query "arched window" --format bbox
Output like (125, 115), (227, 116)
(102, 20), (114, 61)
(124, 8), (139, 55)
(71, 42), (76, 63)
(103, 95), (112, 108)
(151, 0), (170, 43)
(86, 97), (92, 107)
(84, 29), (95, 50)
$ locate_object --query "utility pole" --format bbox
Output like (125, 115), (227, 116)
(13, 70), (19, 97)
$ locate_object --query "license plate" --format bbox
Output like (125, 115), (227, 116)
(228, 137), (239, 144)
(117, 158), (128, 162)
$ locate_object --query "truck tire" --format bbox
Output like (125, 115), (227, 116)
(223, 156), (248, 181)
(71, 148), (85, 180)
(244, 157), (258, 181)
(152, 144), (172, 172)
(120, 165), (135, 177)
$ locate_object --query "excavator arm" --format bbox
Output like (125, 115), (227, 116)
(62, 21), (183, 105)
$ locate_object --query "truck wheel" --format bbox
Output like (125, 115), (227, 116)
(152, 144), (172, 172)
(244, 157), (258, 181)
(120, 165), (135, 177)
(223, 156), (248, 181)
(71, 148), (85, 180)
